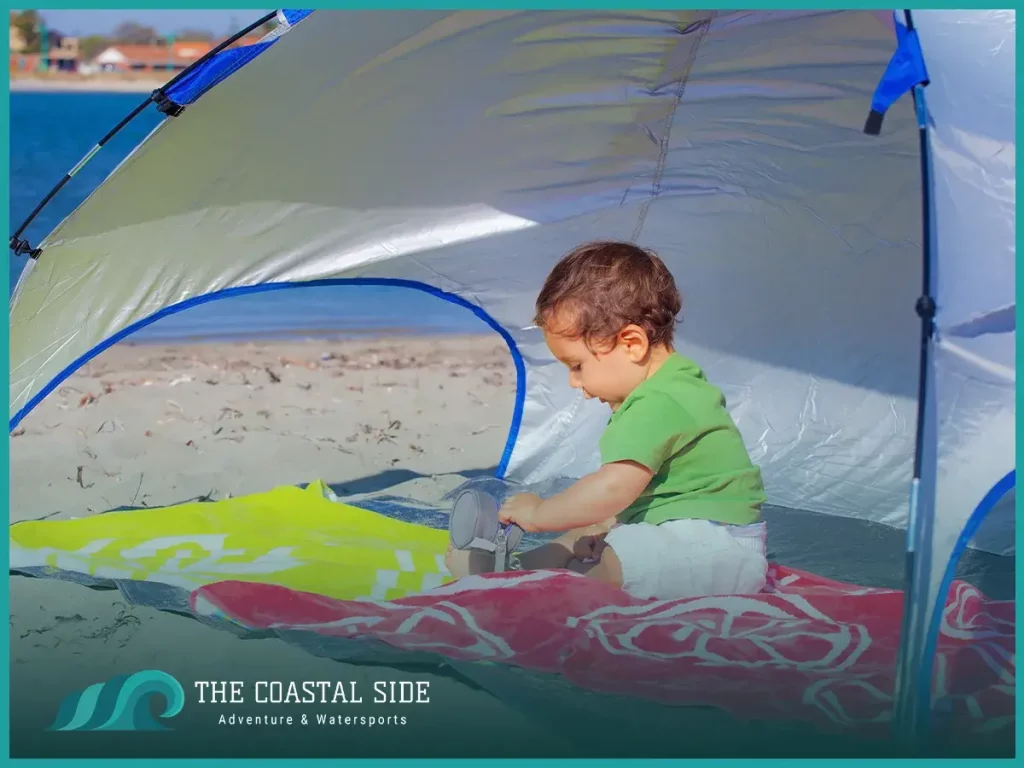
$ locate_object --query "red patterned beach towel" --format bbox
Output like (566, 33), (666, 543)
(191, 564), (1013, 742)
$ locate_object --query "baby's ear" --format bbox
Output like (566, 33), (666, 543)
(618, 324), (650, 360)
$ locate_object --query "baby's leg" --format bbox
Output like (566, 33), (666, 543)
(567, 546), (624, 588)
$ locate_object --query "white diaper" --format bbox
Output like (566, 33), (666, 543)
(603, 518), (768, 600)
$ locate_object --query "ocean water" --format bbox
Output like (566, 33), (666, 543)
(9, 91), (491, 343)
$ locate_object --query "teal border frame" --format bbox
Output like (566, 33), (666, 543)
(4, 1), (1018, 764)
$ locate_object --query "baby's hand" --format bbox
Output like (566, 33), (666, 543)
(573, 534), (607, 562)
(498, 493), (543, 532)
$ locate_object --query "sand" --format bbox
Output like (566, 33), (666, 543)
(8, 334), (574, 757)
(10, 334), (516, 521)
(10, 75), (171, 93)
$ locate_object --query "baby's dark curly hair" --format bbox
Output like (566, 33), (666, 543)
(534, 241), (682, 350)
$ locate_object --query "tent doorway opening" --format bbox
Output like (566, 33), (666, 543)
(9, 282), (520, 525)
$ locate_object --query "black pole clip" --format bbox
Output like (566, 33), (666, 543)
(9, 236), (42, 260)
(915, 295), (936, 320)
(151, 88), (185, 117)
(915, 294), (937, 337)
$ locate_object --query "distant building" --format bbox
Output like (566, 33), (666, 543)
(10, 27), (270, 77)
(47, 33), (80, 72)
(91, 35), (264, 74)
(93, 40), (214, 73)
(9, 28), (80, 73)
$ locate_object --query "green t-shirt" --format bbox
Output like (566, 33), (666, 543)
(599, 352), (766, 526)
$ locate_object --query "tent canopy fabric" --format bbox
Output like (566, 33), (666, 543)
(8, 8), (1015, 739)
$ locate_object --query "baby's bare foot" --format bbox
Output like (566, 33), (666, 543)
(444, 543), (496, 578)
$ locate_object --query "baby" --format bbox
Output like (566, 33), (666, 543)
(445, 241), (769, 600)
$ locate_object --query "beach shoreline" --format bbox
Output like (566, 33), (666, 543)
(10, 75), (170, 93)
(129, 326), (491, 346)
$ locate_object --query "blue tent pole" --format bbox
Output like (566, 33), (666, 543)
(891, 8), (939, 753)
(8, 10), (282, 261)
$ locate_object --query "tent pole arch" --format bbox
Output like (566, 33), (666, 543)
(887, 8), (948, 749)
(8, 278), (528, 480)
(873, 8), (1017, 749)
(917, 470), (1016, 732)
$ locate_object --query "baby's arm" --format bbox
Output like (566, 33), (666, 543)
(505, 460), (652, 533)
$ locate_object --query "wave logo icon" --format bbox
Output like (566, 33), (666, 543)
(48, 669), (185, 732)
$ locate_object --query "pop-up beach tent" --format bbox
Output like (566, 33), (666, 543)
(8, 9), (1015, 744)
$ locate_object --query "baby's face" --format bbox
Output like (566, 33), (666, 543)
(543, 326), (647, 410)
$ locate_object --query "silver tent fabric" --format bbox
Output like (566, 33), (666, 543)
(8, 9), (1016, 721)
(12, 10), (925, 511)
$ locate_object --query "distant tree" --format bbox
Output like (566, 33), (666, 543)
(111, 21), (159, 45)
(79, 34), (112, 59)
(174, 27), (215, 42)
(10, 9), (42, 53)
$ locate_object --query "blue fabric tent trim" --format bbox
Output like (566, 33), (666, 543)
(165, 41), (274, 105)
(916, 469), (1016, 720)
(280, 9), (313, 26)
(870, 13), (930, 119)
(164, 9), (314, 106)
(9, 278), (527, 480)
